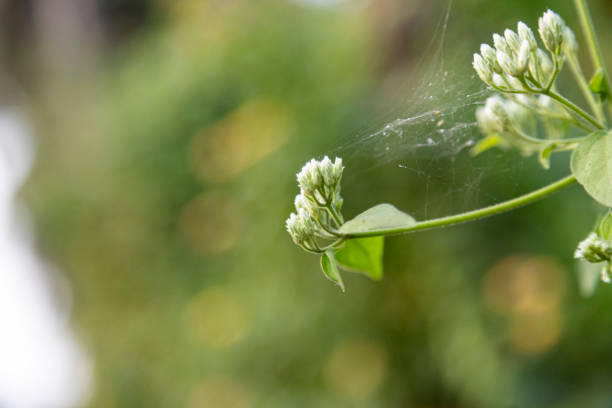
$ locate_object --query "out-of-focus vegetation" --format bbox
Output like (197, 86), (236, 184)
(3, 0), (612, 406)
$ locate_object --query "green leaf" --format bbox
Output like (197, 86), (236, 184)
(470, 134), (502, 156)
(571, 130), (612, 206)
(589, 67), (610, 100)
(596, 210), (612, 241)
(320, 250), (345, 292)
(335, 237), (384, 280)
(339, 204), (417, 235)
(538, 143), (555, 170)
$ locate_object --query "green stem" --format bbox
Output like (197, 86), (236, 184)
(344, 175), (577, 238)
(574, 0), (612, 113)
(574, 0), (607, 76)
(546, 91), (603, 129)
(567, 54), (606, 125)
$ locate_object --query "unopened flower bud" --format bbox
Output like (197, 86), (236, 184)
(297, 159), (322, 196)
(286, 209), (316, 245)
(516, 40), (531, 72)
(473, 53), (493, 85)
(477, 96), (510, 134)
(492, 73), (507, 88)
(493, 33), (512, 55)
(517, 21), (537, 51)
(504, 29), (521, 53)
(497, 50), (520, 77)
(480, 44), (502, 73)
(563, 26), (578, 56)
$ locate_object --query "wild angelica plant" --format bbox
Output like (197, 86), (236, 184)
(287, 0), (612, 291)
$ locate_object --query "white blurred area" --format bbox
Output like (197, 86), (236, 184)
(0, 109), (91, 408)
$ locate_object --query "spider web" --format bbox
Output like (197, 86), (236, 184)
(331, 1), (537, 220)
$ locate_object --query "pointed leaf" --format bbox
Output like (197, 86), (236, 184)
(571, 130), (612, 206)
(339, 204), (417, 235)
(335, 237), (384, 280)
(320, 251), (345, 292)
(596, 210), (612, 242)
(589, 67), (609, 100)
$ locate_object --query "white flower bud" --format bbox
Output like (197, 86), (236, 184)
(332, 157), (343, 180)
(563, 26), (578, 56)
(537, 94), (554, 109)
(497, 50), (520, 77)
(319, 156), (334, 186)
(297, 159), (322, 196)
(504, 29), (521, 53)
(493, 33), (512, 55)
(477, 96), (510, 134)
(537, 48), (553, 75)
(473, 53), (493, 85)
(516, 40), (531, 72)
(506, 100), (529, 129)
(492, 73), (507, 88)
(476, 106), (498, 134)
(538, 10), (566, 54)
(575, 232), (612, 263)
(294, 194), (308, 210)
(480, 44), (502, 73)
(286, 211), (315, 245)
(517, 21), (537, 51)
(529, 49), (553, 83)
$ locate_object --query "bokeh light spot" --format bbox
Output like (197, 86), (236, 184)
(189, 99), (291, 183)
(323, 338), (387, 400)
(482, 255), (566, 356)
(179, 191), (242, 255)
(183, 287), (250, 349)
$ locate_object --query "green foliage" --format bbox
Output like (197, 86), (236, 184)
(596, 210), (612, 241)
(335, 237), (384, 280)
(321, 250), (345, 291)
(589, 67), (610, 100)
(339, 204), (416, 235)
(571, 130), (612, 206)
(538, 143), (555, 169)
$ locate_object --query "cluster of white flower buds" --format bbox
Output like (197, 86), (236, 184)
(286, 157), (344, 251)
(475, 95), (540, 154)
(473, 10), (574, 93)
(575, 232), (612, 284)
(575, 233), (612, 263)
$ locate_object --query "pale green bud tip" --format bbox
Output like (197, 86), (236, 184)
(574, 233), (612, 263)
(538, 9), (566, 53)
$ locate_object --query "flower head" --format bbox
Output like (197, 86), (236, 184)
(574, 233), (612, 263)
(538, 10), (566, 54)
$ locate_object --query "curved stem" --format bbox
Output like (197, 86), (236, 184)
(546, 91), (603, 129)
(343, 175), (577, 238)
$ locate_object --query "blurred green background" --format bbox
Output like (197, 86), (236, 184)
(3, 0), (612, 406)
